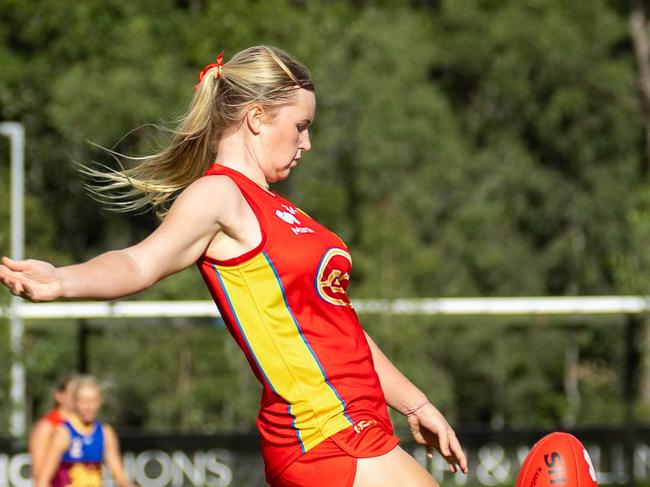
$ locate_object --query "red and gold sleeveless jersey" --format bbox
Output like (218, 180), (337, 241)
(196, 164), (393, 480)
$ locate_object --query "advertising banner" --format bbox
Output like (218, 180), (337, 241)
(2, 428), (650, 486)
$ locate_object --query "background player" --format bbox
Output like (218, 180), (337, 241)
(29, 373), (77, 481)
(35, 375), (133, 487)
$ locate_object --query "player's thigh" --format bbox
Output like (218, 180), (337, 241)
(353, 445), (439, 487)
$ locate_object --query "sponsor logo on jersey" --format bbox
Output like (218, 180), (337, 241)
(275, 204), (315, 235)
(316, 248), (353, 308)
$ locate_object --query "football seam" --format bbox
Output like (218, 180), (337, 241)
(566, 433), (581, 487)
(518, 436), (544, 486)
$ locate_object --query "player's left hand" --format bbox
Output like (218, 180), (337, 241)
(406, 402), (468, 474)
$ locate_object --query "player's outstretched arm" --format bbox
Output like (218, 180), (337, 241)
(364, 331), (468, 474)
(0, 251), (143, 302)
(0, 176), (241, 302)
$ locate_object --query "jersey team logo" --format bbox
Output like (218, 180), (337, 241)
(316, 248), (353, 308)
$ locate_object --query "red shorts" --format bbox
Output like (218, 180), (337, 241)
(271, 420), (400, 487)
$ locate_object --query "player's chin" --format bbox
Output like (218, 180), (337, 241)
(276, 166), (295, 180)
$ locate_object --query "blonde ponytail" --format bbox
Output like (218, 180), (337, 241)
(82, 45), (314, 219)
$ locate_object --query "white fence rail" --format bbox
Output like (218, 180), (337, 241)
(3, 296), (650, 319)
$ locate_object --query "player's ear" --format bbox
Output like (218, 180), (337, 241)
(245, 105), (264, 135)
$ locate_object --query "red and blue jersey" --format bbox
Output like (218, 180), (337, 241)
(196, 164), (393, 481)
(52, 420), (103, 487)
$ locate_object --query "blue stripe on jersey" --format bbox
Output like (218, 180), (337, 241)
(212, 264), (279, 395)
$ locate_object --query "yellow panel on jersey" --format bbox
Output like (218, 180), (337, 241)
(213, 251), (353, 452)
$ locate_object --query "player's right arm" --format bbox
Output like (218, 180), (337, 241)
(29, 418), (54, 480)
(364, 331), (467, 474)
(35, 426), (70, 487)
(0, 176), (244, 302)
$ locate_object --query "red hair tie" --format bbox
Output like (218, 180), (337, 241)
(194, 51), (224, 88)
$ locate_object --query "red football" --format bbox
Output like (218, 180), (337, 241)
(516, 432), (598, 487)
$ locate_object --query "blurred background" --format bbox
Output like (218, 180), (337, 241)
(2, 0), (650, 485)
